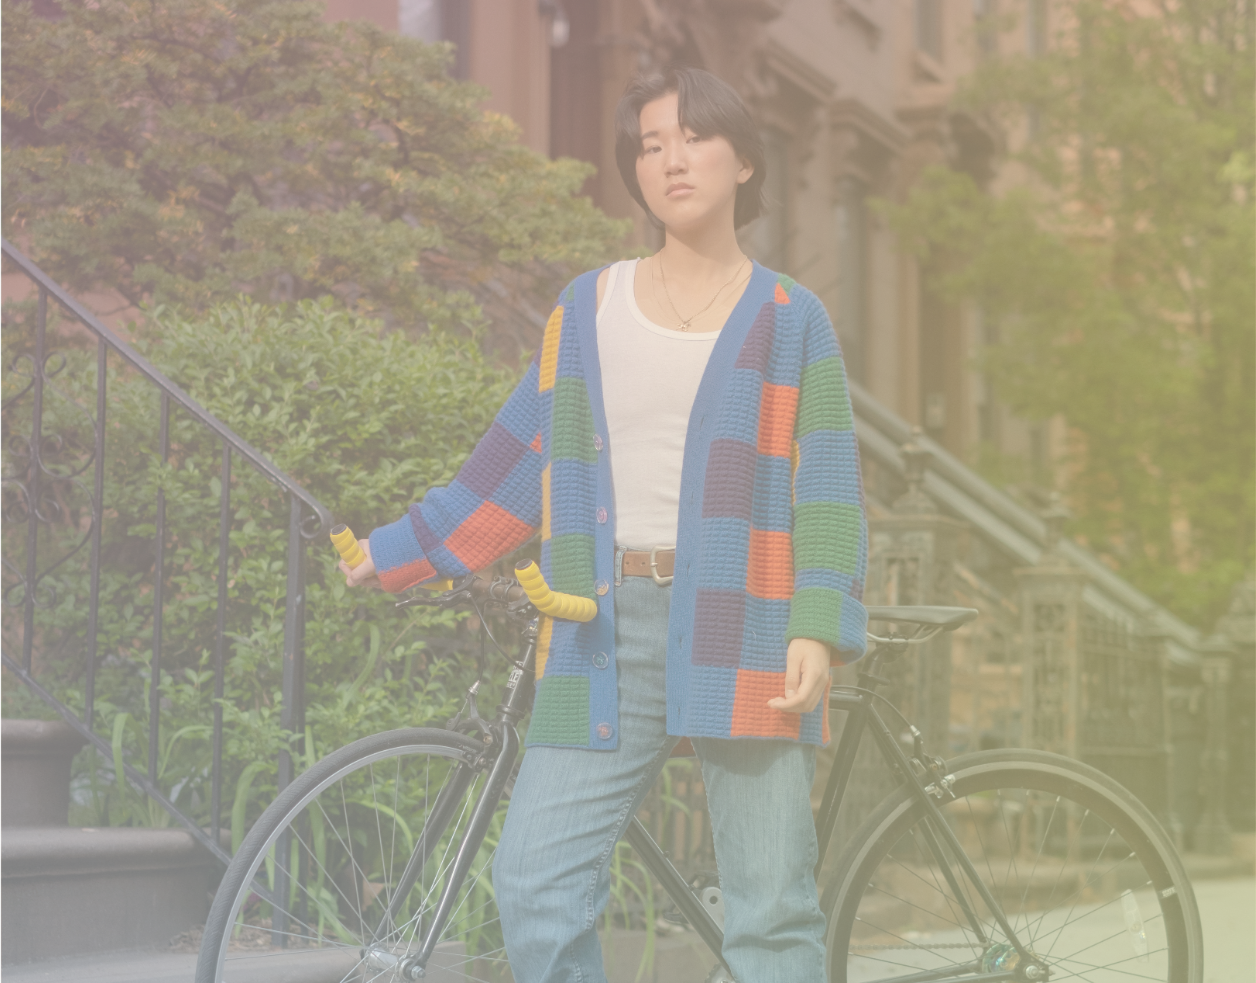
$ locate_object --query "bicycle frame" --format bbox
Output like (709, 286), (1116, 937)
(393, 596), (1036, 982)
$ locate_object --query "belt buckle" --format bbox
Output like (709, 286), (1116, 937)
(650, 545), (674, 586)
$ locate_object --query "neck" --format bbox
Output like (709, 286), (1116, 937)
(656, 217), (746, 284)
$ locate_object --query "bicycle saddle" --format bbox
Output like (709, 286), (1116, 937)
(864, 605), (978, 630)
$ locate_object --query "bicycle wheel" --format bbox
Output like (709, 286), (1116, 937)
(195, 727), (511, 983)
(823, 749), (1202, 983)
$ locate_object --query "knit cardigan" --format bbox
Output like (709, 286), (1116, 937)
(369, 262), (868, 749)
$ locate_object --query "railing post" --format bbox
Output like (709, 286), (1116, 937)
(1138, 622), (1181, 845)
(21, 288), (47, 673)
(150, 392), (170, 785)
(1014, 503), (1087, 765)
(1193, 635), (1234, 854)
(1211, 572), (1256, 837)
(211, 443), (232, 848)
(278, 493), (307, 791)
(272, 493), (307, 947)
(865, 432), (965, 752)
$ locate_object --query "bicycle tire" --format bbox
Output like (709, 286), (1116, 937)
(822, 749), (1203, 983)
(195, 727), (511, 983)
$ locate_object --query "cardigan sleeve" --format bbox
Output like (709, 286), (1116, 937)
(368, 349), (544, 594)
(784, 292), (869, 662)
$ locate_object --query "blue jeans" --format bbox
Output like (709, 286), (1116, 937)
(494, 570), (826, 983)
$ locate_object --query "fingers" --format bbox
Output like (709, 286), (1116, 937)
(340, 539), (381, 588)
(784, 650), (802, 698)
(766, 675), (822, 712)
(767, 641), (830, 714)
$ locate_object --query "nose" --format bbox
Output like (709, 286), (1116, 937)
(663, 140), (688, 177)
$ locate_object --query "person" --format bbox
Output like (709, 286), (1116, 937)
(340, 66), (868, 983)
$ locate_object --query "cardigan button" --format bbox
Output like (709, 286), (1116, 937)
(596, 723), (613, 740)
(593, 434), (603, 451)
(596, 507), (607, 524)
(595, 579), (609, 595)
(592, 652), (609, 669)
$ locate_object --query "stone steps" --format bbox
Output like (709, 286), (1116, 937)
(2, 825), (216, 964)
(1, 720), (217, 967)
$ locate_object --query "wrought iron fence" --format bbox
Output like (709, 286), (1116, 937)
(1078, 609), (1170, 816)
(0, 239), (331, 864)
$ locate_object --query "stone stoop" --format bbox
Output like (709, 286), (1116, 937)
(1, 720), (216, 965)
(2, 824), (216, 964)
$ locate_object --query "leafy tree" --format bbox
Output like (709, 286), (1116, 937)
(890, 0), (1254, 627)
(1, 0), (626, 335)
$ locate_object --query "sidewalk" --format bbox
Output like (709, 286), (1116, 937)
(5, 875), (1253, 983)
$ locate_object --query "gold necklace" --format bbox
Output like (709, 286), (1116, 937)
(656, 255), (749, 332)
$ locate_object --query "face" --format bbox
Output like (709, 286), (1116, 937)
(635, 91), (754, 235)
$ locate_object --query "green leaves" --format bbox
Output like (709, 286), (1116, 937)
(2, 297), (516, 832)
(886, 0), (1254, 627)
(2, 0), (626, 332)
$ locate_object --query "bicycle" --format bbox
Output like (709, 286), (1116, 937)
(195, 543), (1203, 983)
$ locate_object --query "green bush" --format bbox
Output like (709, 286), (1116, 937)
(1, 298), (526, 830)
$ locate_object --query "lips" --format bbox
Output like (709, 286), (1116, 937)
(666, 183), (695, 196)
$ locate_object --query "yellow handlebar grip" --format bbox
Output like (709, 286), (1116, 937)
(514, 560), (598, 623)
(330, 524), (365, 569)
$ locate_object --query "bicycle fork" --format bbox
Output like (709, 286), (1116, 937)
(367, 625), (539, 979)
(861, 707), (1049, 981)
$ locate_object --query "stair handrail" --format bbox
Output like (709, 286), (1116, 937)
(2, 239), (331, 517)
(849, 379), (1201, 663)
(1, 239), (331, 870)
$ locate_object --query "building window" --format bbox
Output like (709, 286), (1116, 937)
(915, 0), (944, 62)
(744, 128), (790, 273)
(835, 176), (867, 382)
(973, 0), (996, 59)
(1024, 0), (1046, 138)
(1026, 0), (1047, 56)
(399, 0), (470, 79)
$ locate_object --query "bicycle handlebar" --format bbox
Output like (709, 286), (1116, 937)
(330, 524), (366, 568)
(513, 560), (598, 623)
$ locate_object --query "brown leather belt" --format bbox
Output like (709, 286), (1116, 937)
(621, 547), (675, 583)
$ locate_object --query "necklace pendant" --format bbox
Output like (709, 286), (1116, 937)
(680, 320), (691, 332)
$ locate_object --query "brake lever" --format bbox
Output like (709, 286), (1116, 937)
(395, 573), (478, 610)
(395, 594), (443, 609)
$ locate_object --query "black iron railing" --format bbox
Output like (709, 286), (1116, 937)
(1, 239), (331, 865)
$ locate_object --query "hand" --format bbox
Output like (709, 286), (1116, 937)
(767, 638), (831, 714)
(339, 539), (382, 589)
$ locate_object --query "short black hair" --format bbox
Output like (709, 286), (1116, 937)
(615, 67), (767, 230)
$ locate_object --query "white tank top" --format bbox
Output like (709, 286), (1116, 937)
(597, 259), (719, 549)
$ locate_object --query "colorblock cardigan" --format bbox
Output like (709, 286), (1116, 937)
(369, 262), (869, 749)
